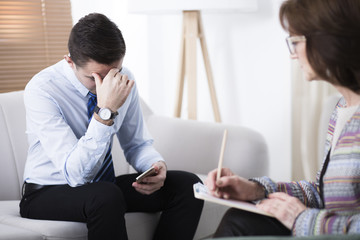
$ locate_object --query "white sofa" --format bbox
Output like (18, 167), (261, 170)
(0, 90), (269, 240)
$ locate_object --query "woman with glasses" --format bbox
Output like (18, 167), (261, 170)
(205, 0), (360, 237)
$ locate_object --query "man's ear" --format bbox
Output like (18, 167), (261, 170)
(64, 54), (75, 69)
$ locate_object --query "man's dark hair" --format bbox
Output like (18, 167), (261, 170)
(68, 13), (126, 67)
(280, 0), (360, 93)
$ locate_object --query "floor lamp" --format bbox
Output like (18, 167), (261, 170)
(128, 0), (258, 122)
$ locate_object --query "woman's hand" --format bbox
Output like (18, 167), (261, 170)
(205, 167), (265, 201)
(257, 192), (307, 229)
(132, 161), (167, 195)
(205, 167), (234, 194)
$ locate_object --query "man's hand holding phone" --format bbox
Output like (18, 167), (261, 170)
(132, 161), (167, 195)
(135, 167), (156, 183)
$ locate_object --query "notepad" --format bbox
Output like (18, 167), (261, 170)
(193, 182), (274, 217)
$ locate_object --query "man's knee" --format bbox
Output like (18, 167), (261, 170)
(164, 171), (204, 210)
(165, 171), (202, 189)
(86, 182), (126, 216)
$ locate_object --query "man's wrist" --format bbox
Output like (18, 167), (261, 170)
(94, 105), (118, 121)
(154, 160), (167, 171)
(94, 113), (114, 126)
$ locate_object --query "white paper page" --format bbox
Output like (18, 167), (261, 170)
(193, 182), (274, 218)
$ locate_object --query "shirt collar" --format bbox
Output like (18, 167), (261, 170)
(61, 59), (90, 97)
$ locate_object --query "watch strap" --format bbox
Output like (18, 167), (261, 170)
(94, 105), (118, 120)
(110, 109), (119, 119)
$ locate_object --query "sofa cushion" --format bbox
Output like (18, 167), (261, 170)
(0, 223), (42, 240)
(0, 200), (161, 240)
(0, 201), (87, 240)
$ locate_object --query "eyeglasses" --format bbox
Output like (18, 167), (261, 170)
(286, 35), (306, 55)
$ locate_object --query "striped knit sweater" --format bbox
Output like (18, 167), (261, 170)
(252, 97), (360, 236)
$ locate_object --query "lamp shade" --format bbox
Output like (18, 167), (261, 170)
(128, 0), (258, 14)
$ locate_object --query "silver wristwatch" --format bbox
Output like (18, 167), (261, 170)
(94, 106), (118, 120)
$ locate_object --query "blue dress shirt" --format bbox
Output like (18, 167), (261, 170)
(23, 59), (163, 187)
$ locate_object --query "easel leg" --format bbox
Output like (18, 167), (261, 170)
(174, 10), (221, 122)
(197, 12), (221, 122)
(174, 14), (186, 118)
(185, 11), (198, 120)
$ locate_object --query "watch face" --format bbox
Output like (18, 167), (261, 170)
(99, 108), (112, 120)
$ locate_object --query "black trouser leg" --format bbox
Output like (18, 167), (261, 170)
(214, 208), (291, 237)
(20, 182), (128, 240)
(116, 171), (204, 240)
(20, 171), (204, 240)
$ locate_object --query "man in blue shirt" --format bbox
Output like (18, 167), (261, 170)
(20, 13), (203, 240)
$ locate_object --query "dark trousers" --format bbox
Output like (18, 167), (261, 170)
(20, 171), (204, 240)
(214, 208), (291, 238)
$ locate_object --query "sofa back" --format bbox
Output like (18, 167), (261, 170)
(0, 91), (27, 200)
(0, 90), (270, 201)
(146, 115), (269, 177)
(0, 91), (146, 200)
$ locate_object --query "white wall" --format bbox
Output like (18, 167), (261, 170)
(70, 0), (292, 181)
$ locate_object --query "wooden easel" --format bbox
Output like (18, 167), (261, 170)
(174, 10), (221, 122)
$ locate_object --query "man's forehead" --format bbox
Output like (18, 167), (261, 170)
(80, 59), (123, 77)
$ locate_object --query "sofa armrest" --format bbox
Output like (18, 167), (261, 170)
(145, 115), (269, 178)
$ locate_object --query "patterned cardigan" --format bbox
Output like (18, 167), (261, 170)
(253, 97), (360, 236)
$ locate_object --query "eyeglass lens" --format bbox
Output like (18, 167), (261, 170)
(286, 36), (306, 55)
(286, 38), (296, 55)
